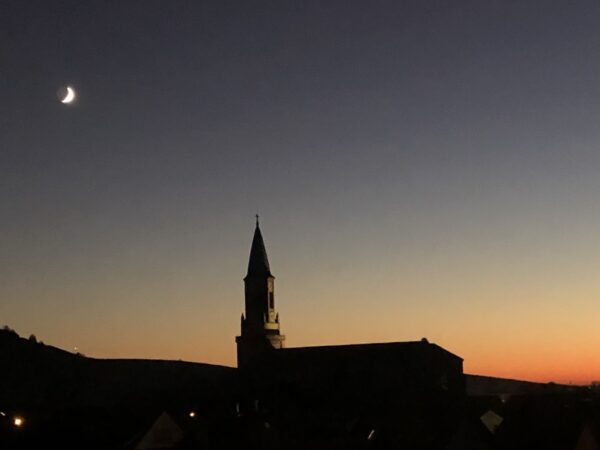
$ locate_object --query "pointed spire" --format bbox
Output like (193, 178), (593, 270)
(246, 218), (273, 277)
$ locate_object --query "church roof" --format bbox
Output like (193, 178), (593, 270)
(246, 221), (273, 278)
(275, 340), (463, 362)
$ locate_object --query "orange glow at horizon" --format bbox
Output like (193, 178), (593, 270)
(5, 217), (600, 386)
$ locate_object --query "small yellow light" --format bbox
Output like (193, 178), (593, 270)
(189, 411), (196, 418)
(14, 417), (24, 427)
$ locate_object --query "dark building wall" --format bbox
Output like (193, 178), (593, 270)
(252, 342), (464, 397)
(241, 341), (465, 449)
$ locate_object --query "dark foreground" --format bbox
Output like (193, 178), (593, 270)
(1, 328), (598, 450)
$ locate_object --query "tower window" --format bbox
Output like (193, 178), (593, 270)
(269, 292), (274, 309)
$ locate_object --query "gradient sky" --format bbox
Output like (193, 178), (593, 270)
(2, 0), (600, 384)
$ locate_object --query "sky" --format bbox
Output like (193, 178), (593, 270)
(1, 0), (600, 384)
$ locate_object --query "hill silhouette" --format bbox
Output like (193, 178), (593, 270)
(0, 326), (239, 449)
(0, 327), (235, 409)
(0, 326), (236, 408)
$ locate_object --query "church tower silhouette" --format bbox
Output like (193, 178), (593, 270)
(236, 217), (285, 367)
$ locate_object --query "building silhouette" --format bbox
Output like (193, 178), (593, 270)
(236, 217), (285, 367)
(235, 219), (466, 448)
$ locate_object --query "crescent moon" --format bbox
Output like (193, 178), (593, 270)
(61, 86), (76, 104)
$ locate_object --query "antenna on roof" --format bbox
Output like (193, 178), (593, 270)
(255, 213), (259, 227)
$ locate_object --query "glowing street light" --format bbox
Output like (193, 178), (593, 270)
(188, 411), (196, 418)
(13, 416), (24, 427)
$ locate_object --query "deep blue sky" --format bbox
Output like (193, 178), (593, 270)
(2, 1), (600, 382)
